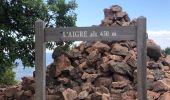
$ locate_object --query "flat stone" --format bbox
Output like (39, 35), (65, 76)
(71, 48), (82, 58)
(47, 95), (58, 100)
(147, 90), (160, 100)
(100, 63), (110, 72)
(113, 73), (130, 82)
(93, 41), (111, 51)
(164, 55), (170, 66)
(147, 62), (162, 69)
(111, 5), (122, 12)
(94, 77), (112, 87)
(121, 90), (136, 100)
(104, 8), (112, 18)
(110, 81), (130, 94)
(102, 18), (113, 26)
(23, 90), (32, 97)
(91, 92), (103, 100)
(78, 90), (89, 99)
(153, 69), (165, 81)
(22, 77), (35, 85)
(81, 72), (99, 82)
(126, 55), (137, 68)
(81, 82), (93, 92)
(110, 88), (126, 94)
(49, 54), (71, 77)
(78, 42), (85, 52)
(116, 12), (127, 18)
(111, 81), (129, 89)
(165, 71), (170, 78)
(108, 55), (123, 61)
(87, 49), (100, 62)
(4, 87), (17, 97)
(111, 43), (129, 56)
(79, 61), (88, 69)
(109, 61), (132, 77)
(58, 77), (70, 84)
(152, 78), (170, 92)
(62, 88), (77, 100)
(124, 15), (131, 22)
(111, 93), (122, 100)
(122, 22), (130, 26)
(102, 93), (110, 100)
(85, 47), (96, 54)
(158, 91), (170, 100)
(162, 66), (170, 72)
(94, 86), (110, 94)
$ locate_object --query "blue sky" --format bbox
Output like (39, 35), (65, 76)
(75, 0), (170, 31)
(74, 0), (170, 48)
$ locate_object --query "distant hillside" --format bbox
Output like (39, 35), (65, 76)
(13, 53), (53, 80)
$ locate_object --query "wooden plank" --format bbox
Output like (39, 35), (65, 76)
(44, 26), (137, 41)
(136, 17), (147, 100)
(35, 19), (46, 100)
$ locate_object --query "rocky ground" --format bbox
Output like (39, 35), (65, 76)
(0, 5), (170, 100)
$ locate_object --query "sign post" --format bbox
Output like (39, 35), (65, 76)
(35, 19), (46, 100)
(137, 17), (147, 100)
(35, 17), (147, 100)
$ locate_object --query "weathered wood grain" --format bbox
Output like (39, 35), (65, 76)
(35, 19), (46, 100)
(137, 17), (147, 100)
(44, 26), (137, 41)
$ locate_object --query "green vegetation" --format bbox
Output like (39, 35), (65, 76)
(0, 0), (77, 85)
(0, 67), (17, 85)
(163, 47), (170, 56)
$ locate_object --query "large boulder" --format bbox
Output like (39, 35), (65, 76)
(147, 39), (162, 61)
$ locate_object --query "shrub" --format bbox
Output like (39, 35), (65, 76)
(0, 67), (17, 85)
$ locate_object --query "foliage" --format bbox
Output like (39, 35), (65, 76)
(0, 67), (17, 85)
(163, 47), (170, 55)
(0, 0), (77, 84)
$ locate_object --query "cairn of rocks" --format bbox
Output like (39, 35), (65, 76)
(46, 39), (170, 100)
(100, 5), (136, 26)
(0, 5), (170, 100)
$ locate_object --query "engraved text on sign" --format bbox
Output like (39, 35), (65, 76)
(63, 30), (117, 38)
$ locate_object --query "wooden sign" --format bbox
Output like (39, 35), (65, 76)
(35, 17), (147, 100)
(44, 26), (136, 41)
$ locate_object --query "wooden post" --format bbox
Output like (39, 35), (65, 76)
(137, 17), (147, 100)
(35, 19), (46, 100)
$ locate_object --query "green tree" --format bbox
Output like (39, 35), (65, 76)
(164, 47), (170, 55)
(0, 0), (77, 85)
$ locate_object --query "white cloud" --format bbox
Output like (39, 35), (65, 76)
(147, 30), (170, 49)
(148, 30), (170, 38)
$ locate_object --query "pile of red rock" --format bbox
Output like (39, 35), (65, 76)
(0, 77), (35, 100)
(46, 39), (170, 100)
(0, 5), (170, 100)
(100, 5), (136, 26)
